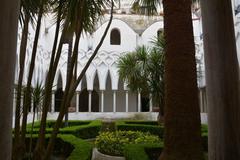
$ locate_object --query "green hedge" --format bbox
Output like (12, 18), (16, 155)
(60, 135), (93, 160)
(124, 143), (163, 160)
(25, 120), (208, 159)
(116, 121), (164, 138)
(26, 120), (101, 139)
(23, 134), (92, 160)
(124, 121), (159, 126)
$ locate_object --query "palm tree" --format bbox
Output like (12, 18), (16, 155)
(13, 0), (40, 159)
(44, 1), (114, 159)
(118, 35), (165, 121)
(201, 0), (240, 159)
(0, 0), (20, 159)
(34, 0), (114, 158)
(20, 0), (50, 156)
(29, 81), (44, 159)
(134, 0), (203, 159)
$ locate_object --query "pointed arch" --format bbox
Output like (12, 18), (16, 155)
(55, 72), (63, 112)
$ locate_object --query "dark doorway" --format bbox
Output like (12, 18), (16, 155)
(55, 74), (63, 112)
(55, 88), (64, 112)
(141, 97), (149, 112)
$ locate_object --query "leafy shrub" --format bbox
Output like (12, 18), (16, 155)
(117, 124), (164, 138)
(95, 131), (161, 156)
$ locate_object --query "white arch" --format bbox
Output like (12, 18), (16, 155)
(109, 64), (119, 90)
(97, 63), (109, 90)
(85, 65), (97, 90)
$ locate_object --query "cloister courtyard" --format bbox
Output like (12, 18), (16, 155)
(0, 0), (240, 160)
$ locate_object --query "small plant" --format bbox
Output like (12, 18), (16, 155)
(95, 131), (161, 156)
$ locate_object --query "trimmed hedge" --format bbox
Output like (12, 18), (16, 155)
(124, 143), (163, 160)
(25, 120), (208, 159)
(24, 134), (92, 160)
(26, 120), (101, 139)
(60, 135), (93, 160)
(124, 121), (159, 126)
(116, 121), (164, 138)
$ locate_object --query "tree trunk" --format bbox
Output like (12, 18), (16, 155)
(44, 2), (114, 159)
(159, 0), (203, 160)
(13, 14), (30, 160)
(0, 0), (20, 159)
(21, 5), (44, 151)
(34, 5), (70, 158)
(201, 0), (240, 159)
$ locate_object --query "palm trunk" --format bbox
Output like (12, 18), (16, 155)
(34, 6), (70, 158)
(0, 0), (19, 159)
(13, 14), (30, 160)
(44, 2), (114, 159)
(201, 0), (240, 159)
(159, 0), (203, 159)
(29, 105), (37, 159)
(65, 36), (73, 127)
(21, 5), (44, 148)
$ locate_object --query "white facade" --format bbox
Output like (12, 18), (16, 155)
(14, 1), (240, 121)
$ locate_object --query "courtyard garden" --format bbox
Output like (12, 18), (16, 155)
(23, 120), (208, 160)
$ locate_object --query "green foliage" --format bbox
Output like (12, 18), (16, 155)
(60, 135), (93, 160)
(95, 131), (161, 156)
(116, 121), (164, 138)
(117, 34), (165, 111)
(26, 120), (101, 138)
(124, 143), (163, 160)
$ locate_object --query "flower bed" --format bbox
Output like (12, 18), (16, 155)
(95, 130), (161, 157)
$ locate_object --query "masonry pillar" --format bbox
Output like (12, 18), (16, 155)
(113, 90), (116, 112)
(76, 91), (79, 112)
(88, 90), (92, 112)
(51, 91), (55, 112)
(201, 0), (240, 159)
(125, 90), (129, 112)
(137, 91), (141, 112)
(101, 90), (104, 112)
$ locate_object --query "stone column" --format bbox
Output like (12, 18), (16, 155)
(31, 99), (34, 113)
(101, 90), (104, 112)
(113, 90), (116, 112)
(125, 90), (129, 112)
(51, 91), (55, 113)
(201, 0), (240, 159)
(88, 90), (92, 112)
(149, 94), (153, 112)
(0, 0), (20, 158)
(76, 91), (79, 112)
(137, 91), (141, 112)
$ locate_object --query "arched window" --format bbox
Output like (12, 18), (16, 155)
(110, 28), (121, 45)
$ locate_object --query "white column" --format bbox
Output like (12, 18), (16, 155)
(125, 90), (129, 112)
(138, 91), (141, 112)
(113, 90), (116, 112)
(149, 94), (153, 112)
(101, 90), (104, 112)
(88, 90), (92, 112)
(76, 91), (79, 112)
(51, 91), (55, 113)
(31, 99), (34, 113)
